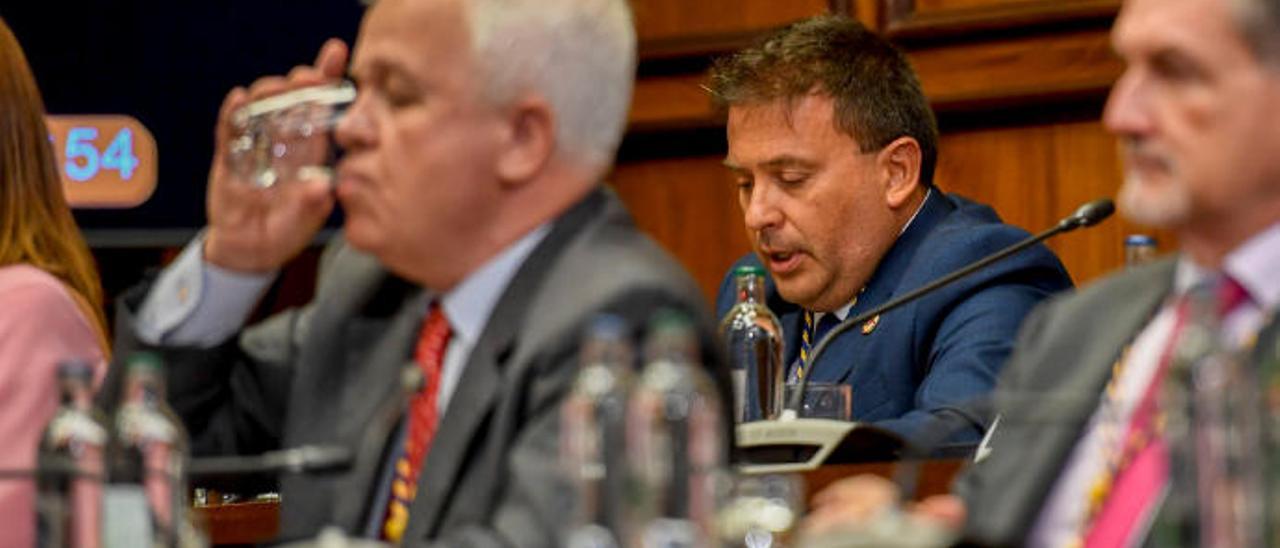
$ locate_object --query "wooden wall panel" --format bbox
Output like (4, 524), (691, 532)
(631, 0), (830, 43)
(609, 156), (752, 302)
(912, 29), (1121, 110)
(936, 121), (1175, 285)
(629, 74), (715, 129)
(882, 0), (1119, 39)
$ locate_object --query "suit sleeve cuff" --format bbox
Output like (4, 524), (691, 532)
(134, 233), (277, 347)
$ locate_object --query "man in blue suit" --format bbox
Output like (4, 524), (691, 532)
(710, 16), (1073, 446)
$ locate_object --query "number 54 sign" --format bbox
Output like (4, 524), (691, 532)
(46, 115), (157, 208)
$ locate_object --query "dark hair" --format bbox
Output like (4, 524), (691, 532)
(709, 15), (939, 185)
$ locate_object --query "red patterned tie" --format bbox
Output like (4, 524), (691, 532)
(382, 303), (452, 543)
(1084, 277), (1250, 546)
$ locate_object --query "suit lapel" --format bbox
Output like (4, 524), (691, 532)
(809, 192), (955, 381)
(408, 189), (610, 538)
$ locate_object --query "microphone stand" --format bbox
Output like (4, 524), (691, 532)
(736, 199), (1114, 474)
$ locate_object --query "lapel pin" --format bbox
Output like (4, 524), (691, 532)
(862, 314), (880, 335)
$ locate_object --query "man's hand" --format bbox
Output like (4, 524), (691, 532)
(800, 475), (967, 537)
(204, 39), (348, 273)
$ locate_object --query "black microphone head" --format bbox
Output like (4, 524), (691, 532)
(1070, 198), (1111, 227)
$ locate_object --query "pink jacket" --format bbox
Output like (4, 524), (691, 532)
(0, 264), (106, 547)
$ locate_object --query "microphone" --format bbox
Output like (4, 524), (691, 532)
(187, 445), (355, 480)
(187, 366), (421, 487)
(785, 198), (1115, 415)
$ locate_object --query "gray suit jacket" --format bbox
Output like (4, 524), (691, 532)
(109, 188), (727, 547)
(956, 257), (1280, 546)
(957, 258), (1172, 545)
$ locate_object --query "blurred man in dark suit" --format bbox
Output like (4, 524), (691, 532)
(804, 0), (1280, 545)
(710, 16), (1072, 445)
(108, 0), (723, 545)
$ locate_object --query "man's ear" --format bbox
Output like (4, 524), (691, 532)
(878, 136), (923, 209)
(496, 96), (555, 186)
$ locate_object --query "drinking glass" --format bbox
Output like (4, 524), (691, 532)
(783, 382), (852, 420)
(226, 81), (355, 189)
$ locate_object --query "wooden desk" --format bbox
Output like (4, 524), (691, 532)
(191, 460), (967, 545)
(193, 497), (279, 546)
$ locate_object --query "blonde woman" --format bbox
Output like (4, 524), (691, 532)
(0, 16), (109, 547)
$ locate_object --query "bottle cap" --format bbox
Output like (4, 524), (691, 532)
(1125, 234), (1156, 246)
(734, 265), (765, 278)
(648, 308), (694, 333)
(56, 358), (95, 380)
(584, 314), (628, 341)
(125, 351), (164, 374)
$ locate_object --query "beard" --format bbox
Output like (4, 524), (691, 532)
(1118, 169), (1194, 228)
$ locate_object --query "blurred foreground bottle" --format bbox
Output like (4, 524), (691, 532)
(1159, 280), (1266, 547)
(561, 315), (636, 548)
(719, 265), (784, 422)
(36, 359), (108, 548)
(107, 352), (190, 547)
(1125, 234), (1158, 267)
(627, 310), (726, 548)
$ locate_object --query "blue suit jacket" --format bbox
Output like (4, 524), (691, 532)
(715, 191), (1073, 446)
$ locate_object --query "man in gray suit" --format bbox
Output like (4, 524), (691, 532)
(109, 0), (725, 545)
(801, 0), (1280, 545)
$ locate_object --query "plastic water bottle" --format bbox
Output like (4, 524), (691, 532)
(627, 310), (726, 548)
(719, 265), (785, 422)
(1125, 234), (1158, 267)
(107, 352), (189, 547)
(560, 315), (635, 548)
(36, 359), (108, 548)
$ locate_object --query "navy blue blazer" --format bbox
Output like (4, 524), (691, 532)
(715, 191), (1073, 446)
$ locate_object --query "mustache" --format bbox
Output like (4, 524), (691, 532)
(755, 230), (804, 255)
(1120, 138), (1174, 171)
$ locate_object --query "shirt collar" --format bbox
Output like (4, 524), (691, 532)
(1174, 220), (1280, 309)
(901, 188), (933, 236)
(438, 224), (551, 344)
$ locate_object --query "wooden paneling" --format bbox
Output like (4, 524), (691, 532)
(629, 74), (717, 130)
(912, 29), (1122, 111)
(936, 121), (1175, 285)
(632, 0), (830, 44)
(627, 27), (1122, 131)
(610, 156), (751, 302)
(882, 0), (1119, 40)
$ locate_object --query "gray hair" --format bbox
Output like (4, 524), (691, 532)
(466, 0), (637, 172)
(1232, 0), (1280, 66)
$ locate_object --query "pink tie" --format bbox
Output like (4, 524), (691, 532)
(1084, 277), (1250, 547)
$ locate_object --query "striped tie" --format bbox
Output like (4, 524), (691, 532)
(381, 303), (452, 543)
(797, 310), (841, 380)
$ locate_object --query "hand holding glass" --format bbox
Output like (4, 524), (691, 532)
(226, 82), (355, 189)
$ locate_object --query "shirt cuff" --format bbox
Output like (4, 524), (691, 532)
(134, 233), (277, 347)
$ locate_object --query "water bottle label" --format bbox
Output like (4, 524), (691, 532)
(102, 486), (150, 548)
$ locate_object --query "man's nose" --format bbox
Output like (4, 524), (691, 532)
(1103, 68), (1153, 139)
(334, 93), (375, 151)
(743, 183), (783, 233)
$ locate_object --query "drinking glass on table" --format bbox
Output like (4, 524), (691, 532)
(784, 382), (852, 420)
